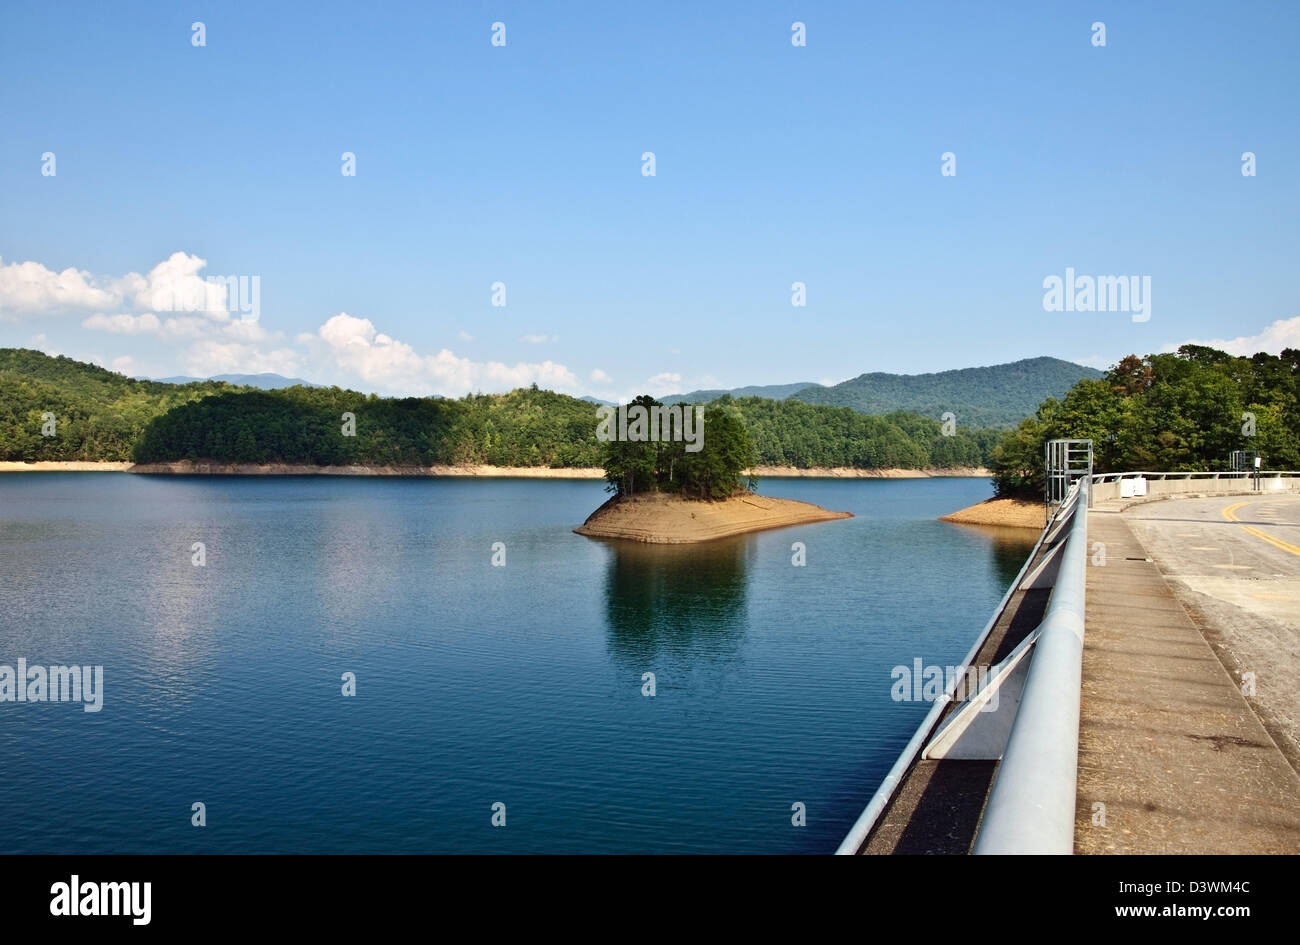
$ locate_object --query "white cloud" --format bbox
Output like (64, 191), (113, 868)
(180, 340), (301, 378)
(0, 257), (119, 315)
(2, 252), (253, 333)
(111, 355), (136, 375)
(159, 316), (211, 339)
(219, 319), (275, 342)
(134, 252), (231, 319)
(457, 330), (474, 342)
(1165, 316), (1300, 357)
(306, 312), (580, 396)
(520, 333), (557, 344)
(82, 312), (162, 335)
(644, 372), (682, 396)
(590, 368), (612, 384)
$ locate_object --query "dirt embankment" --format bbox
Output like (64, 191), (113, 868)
(575, 491), (852, 543)
(939, 497), (1046, 529)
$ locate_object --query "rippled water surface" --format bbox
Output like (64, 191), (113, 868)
(0, 474), (1036, 853)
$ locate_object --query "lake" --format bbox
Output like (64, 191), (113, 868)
(0, 474), (1035, 854)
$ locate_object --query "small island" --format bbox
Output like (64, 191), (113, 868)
(575, 395), (851, 543)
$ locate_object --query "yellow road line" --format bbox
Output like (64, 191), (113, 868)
(1222, 500), (1300, 556)
(1221, 501), (1249, 522)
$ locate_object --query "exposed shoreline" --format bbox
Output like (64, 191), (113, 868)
(0, 461), (135, 472)
(575, 491), (852, 543)
(939, 496), (1046, 529)
(126, 462), (607, 478)
(1, 460), (991, 479)
(750, 465), (990, 479)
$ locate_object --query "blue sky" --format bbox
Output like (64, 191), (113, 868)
(1, 1), (1296, 399)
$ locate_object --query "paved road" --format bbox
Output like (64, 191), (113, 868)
(1124, 494), (1300, 772)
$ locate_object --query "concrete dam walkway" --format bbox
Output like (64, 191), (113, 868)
(1075, 495), (1300, 854)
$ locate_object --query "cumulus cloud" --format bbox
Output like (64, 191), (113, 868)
(180, 340), (302, 378)
(305, 312), (580, 396)
(81, 313), (163, 335)
(134, 252), (233, 319)
(0, 257), (120, 315)
(4, 253), (613, 396)
(1165, 316), (1300, 357)
(3, 251), (257, 334)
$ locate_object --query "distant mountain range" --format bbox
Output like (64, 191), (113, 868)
(661, 382), (821, 405)
(665, 357), (1103, 427)
(149, 373), (318, 390)
(140, 357), (1102, 427)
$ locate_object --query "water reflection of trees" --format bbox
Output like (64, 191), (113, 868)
(600, 537), (752, 668)
(950, 524), (1041, 589)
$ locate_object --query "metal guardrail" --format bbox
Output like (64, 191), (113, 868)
(832, 484), (1079, 856)
(1090, 470), (1300, 481)
(971, 480), (1088, 854)
(836, 471), (1300, 856)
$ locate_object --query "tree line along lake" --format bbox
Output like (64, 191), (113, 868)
(0, 473), (1034, 854)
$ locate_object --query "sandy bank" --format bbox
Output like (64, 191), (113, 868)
(0, 461), (134, 472)
(940, 496), (1046, 529)
(750, 466), (990, 479)
(575, 491), (852, 543)
(126, 461), (606, 478)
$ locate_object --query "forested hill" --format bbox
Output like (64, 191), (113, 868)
(990, 346), (1300, 497)
(0, 349), (1001, 470)
(790, 357), (1102, 427)
(0, 349), (246, 461)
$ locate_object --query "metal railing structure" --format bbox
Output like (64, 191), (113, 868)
(971, 480), (1087, 854)
(835, 468), (1300, 856)
(832, 482), (1082, 856)
(1091, 470), (1289, 482)
(1091, 469), (1300, 501)
(1045, 438), (1092, 511)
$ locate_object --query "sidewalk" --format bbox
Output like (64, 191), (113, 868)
(1074, 513), (1300, 853)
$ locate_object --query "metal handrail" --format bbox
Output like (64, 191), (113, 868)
(1090, 470), (1300, 481)
(832, 485), (1081, 855)
(836, 470), (1300, 856)
(972, 478), (1089, 854)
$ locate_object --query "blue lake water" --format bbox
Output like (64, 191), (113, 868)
(0, 474), (1035, 854)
